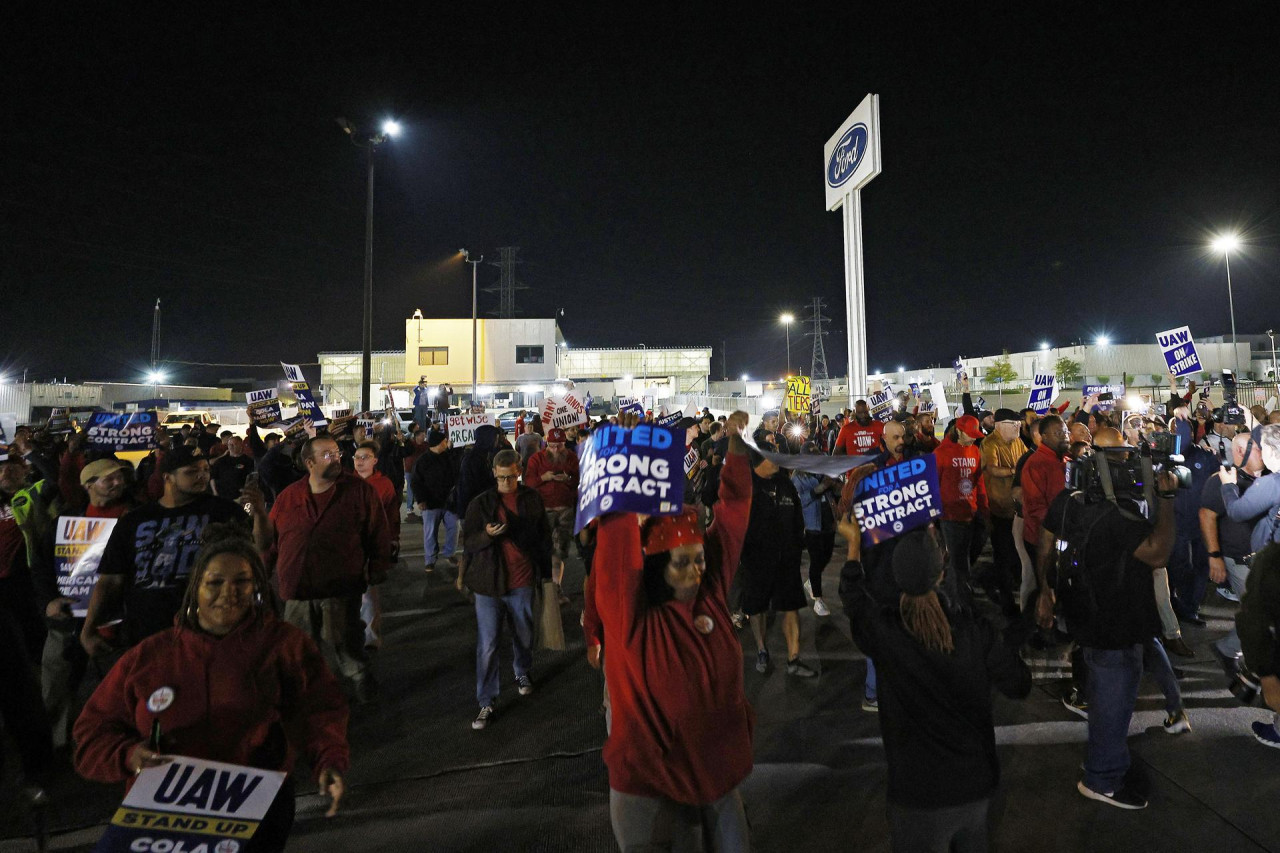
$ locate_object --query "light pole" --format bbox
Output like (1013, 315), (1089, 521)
(639, 343), (647, 388)
(461, 249), (483, 403)
(780, 313), (795, 376)
(1212, 234), (1241, 379)
(1267, 328), (1277, 385)
(339, 117), (400, 413)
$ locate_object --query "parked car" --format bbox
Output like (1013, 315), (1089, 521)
(496, 409), (527, 432)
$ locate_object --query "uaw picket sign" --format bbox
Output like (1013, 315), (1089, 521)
(785, 376), (812, 414)
(448, 412), (498, 448)
(575, 423), (685, 533)
(541, 392), (588, 431)
(279, 362), (327, 426)
(1156, 326), (1203, 378)
(92, 756), (285, 853)
(1028, 373), (1056, 414)
(825, 94), (882, 403)
(245, 389), (283, 428)
(84, 412), (159, 452)
(54, 516), (117, 617)
(851, 454), (942, 546)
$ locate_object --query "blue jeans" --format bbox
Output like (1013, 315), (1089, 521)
(403, 478), (414, 511)
(1082, 644), (1143, 794)
(1215, 557), (1249, 658)
(1144, 638), (1181, 715)
(940, 519), (977, 604)
(865, 657), (877, 702)
(422, 508), (458, 563)
(413, 404), (432, 431)
(474, 586), (535, 708)
(1168, 527), (1208, 617)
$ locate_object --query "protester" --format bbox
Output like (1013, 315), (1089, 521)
(1203, 432), (1266, 670)
(934, 414), (988, 604)
(915, 411), (940, 453)
(461, 448), (552, 730)
(833, 400), (884, 456)
(401, 429), (429, 519)
(1221, 425), (1280, 558)
(82, 447), (267, 653)
(1236, 543), (1280, 747)
(838, 514), (1031, 851)
(1020, 414), (1068, 609)
(739, 446), (817, 677)
(981, 410), (1028, 618)
(524, 427), (579, 604)
(1168, 418), (1218, 626)
(411, 428), (460, 571)
(74, 524), (349, 847)
(413, 376), (433, 431)
(353, 440), (400, 650)
(1, 457), (47, 664)
(593, 410), (754, 850)
(516, 421), (543, 467)
(259, 436), (393, 703)
(793, 443), (838, 617)
(209, 434), (254, 499)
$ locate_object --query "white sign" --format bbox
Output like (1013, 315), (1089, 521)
(541, 392), (588, 430)
(280, 362), (306, 383)
(923, 383), (951, 421)
(824, 93), (882, 404)
(448, 413), (498, 447)
(1028, 373), (1057, 414)
(1156, 326), (1204, 378)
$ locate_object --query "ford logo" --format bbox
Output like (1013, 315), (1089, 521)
(827, 124), (868, 188)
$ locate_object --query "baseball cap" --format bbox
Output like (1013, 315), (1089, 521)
(80, 458), (126, 486)
(994, 408), (1020, 424)
(955, 415), (983, 440)
(427, 429), (447, 448)
(547, 428), (568, 443)
(160, 445), (208, 474)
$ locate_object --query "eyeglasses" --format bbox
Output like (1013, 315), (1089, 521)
(314, 451), (342, 461)
(494, 474), (519, 482)
(354, 454), (377, 462)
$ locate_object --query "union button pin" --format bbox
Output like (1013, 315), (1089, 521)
(146, 686), (175, 713)
(694, 615), (714, 635)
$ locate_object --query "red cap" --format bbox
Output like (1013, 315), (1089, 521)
(642, 506), (705, 555)
(955, 414), (983, 440)
(547, 428), (567, 443)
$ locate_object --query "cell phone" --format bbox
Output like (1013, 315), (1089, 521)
(1097, 392), (1114, 402)
(242, 472), (259, 513)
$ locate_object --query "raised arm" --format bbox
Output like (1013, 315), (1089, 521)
(706, 412), (752, 593)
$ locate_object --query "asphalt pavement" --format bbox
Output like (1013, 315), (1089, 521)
(3, 512), (1280, 852)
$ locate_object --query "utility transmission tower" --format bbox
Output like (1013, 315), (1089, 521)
(805, 296), (832, 381)
(484, 246), (528, 318)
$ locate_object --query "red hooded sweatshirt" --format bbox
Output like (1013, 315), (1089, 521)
(594, 452), (753, 805)
(74, 612), (349, 786)
(934, 436), (988, 521)
(1020, 442), (1067, 545)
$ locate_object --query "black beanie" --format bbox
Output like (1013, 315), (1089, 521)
(891, 529), (945, 596)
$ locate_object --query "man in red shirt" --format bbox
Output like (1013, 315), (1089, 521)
(833, 400), (885, 457)
(258, 436), (393, 704)
(1020, 414), (1069, 588)
(354, 440), (401, 651)
(523, 427), (579, 603)
(934, 414), (988, 603)
(462, 449), (552, 730)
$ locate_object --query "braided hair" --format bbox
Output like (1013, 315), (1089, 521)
(892, 529), (954, 654)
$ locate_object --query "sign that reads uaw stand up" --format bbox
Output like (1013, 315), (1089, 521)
(92, 756), (285, 853)
(851, 454), (942, 547)
(541, 391), (589, 431)
(84, 412), (159, 452)
(575, 423), (686, 534)
(1156, 326), (1203, 378)
(54, 516), (116, 617)
(448, 412), (498, 448)
(825, 93), (882, 404)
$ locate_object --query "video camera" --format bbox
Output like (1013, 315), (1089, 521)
(1066, 429), (1192, 502)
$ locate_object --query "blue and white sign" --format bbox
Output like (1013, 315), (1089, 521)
(1156, 326), (1203, 378)
(1082, 383), (1125, 412)
(826, 124), (868, 190)
(976, 396), (988, 411)
(54, 516), (116, 618)
(281, 362), (327, 426)
(616, 397), (644, 417)
(575, 424), (686, 534)
(908, 383), (920, 397)
(851, 455), (942, 547)
(1027, 373), (1056, 414)
(824, 95), (882, 210)
(868, 389), (895, 423)
(657, 410), (684, 428)
(84, 412), (159, 452)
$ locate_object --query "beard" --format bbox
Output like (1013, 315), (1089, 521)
(322, 461), (343, 480)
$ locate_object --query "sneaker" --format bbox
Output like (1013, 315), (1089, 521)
(1253, 721), (1280, 749)
(813, 598), (831, 617)
(786, 658), (817, 678)
(1212, 644), (1243, 676)
(1164, 636), (1195, 658)
(1163, 709), (1192, 734)
(732, 611), (748, 630)
(516, 675), (534, 696)
(755, 649), (770, 673)
(1218, 587), (1241, 603)
(1076, 780), (1148, 810)
(861, 695), (879, 713)
(1062, 689), (1089, 720)
(803, 579), (815, 601)
(472, 706), (495, 730)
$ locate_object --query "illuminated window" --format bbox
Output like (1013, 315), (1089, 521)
(516, 345), (544, 364)
(418, 347), (448, 366)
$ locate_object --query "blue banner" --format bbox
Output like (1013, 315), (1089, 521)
(657, 410), (683, 428)
(84, 412), (158, 451)
(617, 397), (644, 416)
(1156, 326), (1202, 378)
(851, 454), (943, 546)
(1082, 383), (1125, 412)
(575, 424), (686, 533)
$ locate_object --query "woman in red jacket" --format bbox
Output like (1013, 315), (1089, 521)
(73, 524), (349, 851)
(594, 411), (754, 851)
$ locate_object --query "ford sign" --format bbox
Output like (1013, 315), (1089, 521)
(827, 124), (869, 189)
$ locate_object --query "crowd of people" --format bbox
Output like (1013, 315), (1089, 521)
(2, 374), (1280, 851)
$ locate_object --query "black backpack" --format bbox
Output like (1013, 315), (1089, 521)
(1052, 493), (1135, 625)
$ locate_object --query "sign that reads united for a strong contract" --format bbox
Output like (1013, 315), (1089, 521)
(1156, 326), (1203, 378)
(1028, 373), (1056, 414)
(55, 516), (116, 617)
(542, 392), (588, 431)
(448, 413), (498, 448)
(92, 756), (285, 853)
(575, 424), (686, 534)
(84, 412), (159, 451)
(851, 455), (942, 547)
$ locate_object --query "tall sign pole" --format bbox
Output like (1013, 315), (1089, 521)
(824, 94), (882, 408)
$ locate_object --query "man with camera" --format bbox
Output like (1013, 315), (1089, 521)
(1035, 428), (1184, 810)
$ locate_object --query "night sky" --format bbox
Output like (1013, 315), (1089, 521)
(5, 4), (1279, 388)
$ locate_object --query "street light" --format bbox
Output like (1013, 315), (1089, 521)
(461, 249), (484, 403)
(1212, 234), (1242, 378)
(1267, 329), (1277, 384)
(741, 373), (749, 381)
(1095, 336), (1110, 347)
(779, 313), (795, 376)
(1039, 342), (1050, 351)
(338, 115), (401, 413)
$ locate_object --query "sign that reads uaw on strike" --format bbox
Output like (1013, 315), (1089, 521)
(448, 412), (498, 448)
(92, 756), (285, 853)
(541, 391), (588, 431)
(1156, 326), (1203, 378)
